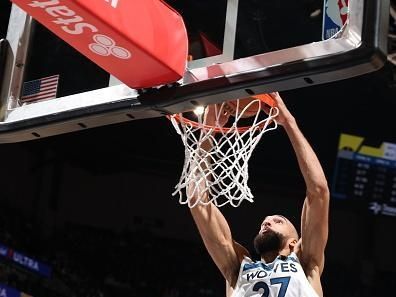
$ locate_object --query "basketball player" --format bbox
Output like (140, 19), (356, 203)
(188, 92), (329, 297)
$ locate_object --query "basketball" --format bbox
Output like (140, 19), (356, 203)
(223, 94), (275, 118)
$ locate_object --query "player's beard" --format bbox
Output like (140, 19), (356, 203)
(253, 230), (285, 256)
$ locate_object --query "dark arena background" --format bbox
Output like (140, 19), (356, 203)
(1, 1), (396, 297)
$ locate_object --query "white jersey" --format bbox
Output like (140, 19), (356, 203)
(232, 253), (319, 297)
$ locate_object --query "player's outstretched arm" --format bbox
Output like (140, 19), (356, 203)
(268, 93), (329, 293)
(188, 105), (249, 288)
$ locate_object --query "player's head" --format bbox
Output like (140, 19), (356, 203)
(254, 215), (299, 256)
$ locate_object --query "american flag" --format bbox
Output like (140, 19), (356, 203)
(20, 75), (59, 102)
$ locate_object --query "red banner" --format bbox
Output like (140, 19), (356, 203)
(12, 0), (188, 88)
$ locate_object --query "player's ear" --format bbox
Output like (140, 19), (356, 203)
(288, 238), (298, 250)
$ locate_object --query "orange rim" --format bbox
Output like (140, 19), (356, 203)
(250, 93), (276, 107)
(169, 93), (277, 133)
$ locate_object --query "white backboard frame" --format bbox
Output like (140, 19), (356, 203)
(0, 0), (390, 143)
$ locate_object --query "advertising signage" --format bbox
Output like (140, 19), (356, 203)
(0, 243), (51, 278)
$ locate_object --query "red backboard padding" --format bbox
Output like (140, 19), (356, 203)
(12, 0), (188, 88)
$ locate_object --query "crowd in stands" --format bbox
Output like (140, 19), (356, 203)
(0, 204), (222, 297)
(0, 202), (395, 297)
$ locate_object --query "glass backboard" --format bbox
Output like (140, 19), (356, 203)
(0, 0), (390, 143)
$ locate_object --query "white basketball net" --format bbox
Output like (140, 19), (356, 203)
(170, 99), (279, 208)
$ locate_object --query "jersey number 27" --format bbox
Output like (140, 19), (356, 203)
(252, 277), (290, 297)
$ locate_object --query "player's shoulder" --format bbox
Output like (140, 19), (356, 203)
(287, 252), (302, 266)
(232, 240), (251, 263)
(241, 255), (254, 265)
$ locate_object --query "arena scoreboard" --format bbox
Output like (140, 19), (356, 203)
(332, 133), (396, 217)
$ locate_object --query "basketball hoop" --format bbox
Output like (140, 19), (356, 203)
(170, 94), (279, 207)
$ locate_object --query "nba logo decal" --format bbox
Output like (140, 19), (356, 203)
(322, 0), (349, 40)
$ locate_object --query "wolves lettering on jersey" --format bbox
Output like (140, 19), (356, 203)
(244, 262), (298, 281)
(232, 253), (319, 297)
